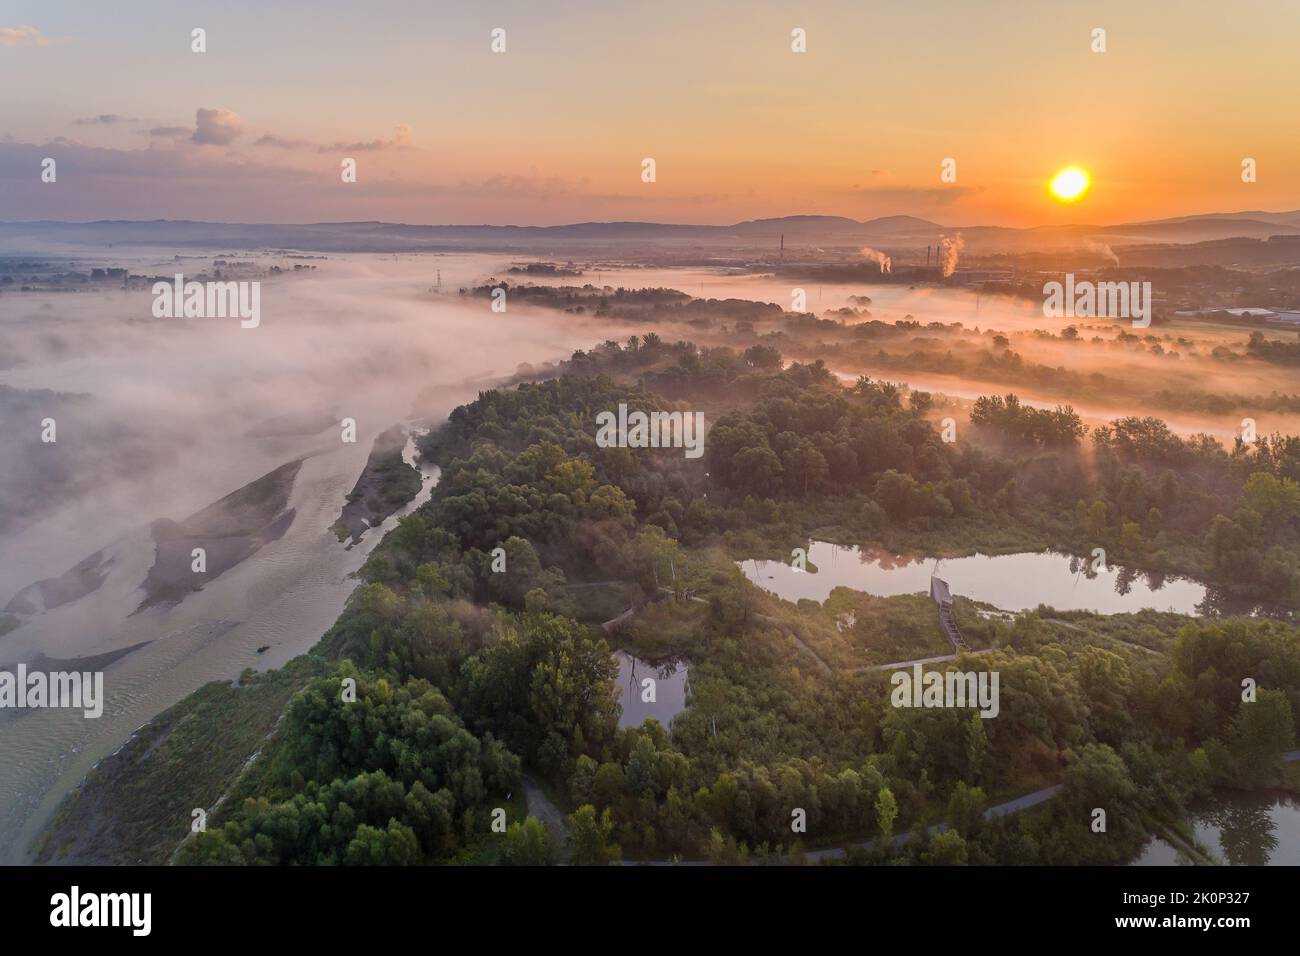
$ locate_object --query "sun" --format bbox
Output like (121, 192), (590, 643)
(1049, 166), (1091, 203)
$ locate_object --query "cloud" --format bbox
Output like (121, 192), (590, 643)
(145, 126), (189, 138)
(0, 133), (731, 223)
(473, 170), (586, 199)
(250, 123), (415, 154)
(0, 137), (323, 220)
(192, 108), (243, 146)
(254, 134), (313, 150)
(0, 25), (47, 47)
(322, 123), (412, 153)
(75, 114), (135, 126)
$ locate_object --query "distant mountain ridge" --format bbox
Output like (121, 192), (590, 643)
(3, 209), (1299, 254)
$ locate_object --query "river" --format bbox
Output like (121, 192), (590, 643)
(0, 250), (632, 862)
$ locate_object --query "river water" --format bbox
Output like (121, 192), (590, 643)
(0, 250), (630, 862)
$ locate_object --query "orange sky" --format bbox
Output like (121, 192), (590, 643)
(3, 0), (1300, 225)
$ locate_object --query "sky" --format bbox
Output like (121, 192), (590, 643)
(3, 0), (1300, 226)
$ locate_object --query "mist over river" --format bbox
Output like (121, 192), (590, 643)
(0, 251), (629, 861)
(1, 247), (1279, 865)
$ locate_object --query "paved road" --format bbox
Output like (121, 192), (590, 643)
(861, 647), (995, 672)
(984, 783), (1063, 818)
(802, 782), (1064, 862)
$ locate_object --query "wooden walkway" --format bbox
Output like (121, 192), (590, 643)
(937, 600), (969, 651)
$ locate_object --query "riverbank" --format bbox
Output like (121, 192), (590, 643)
(331, 425), (422, 543)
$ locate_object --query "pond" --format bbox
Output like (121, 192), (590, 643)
(1132, 790), (1300, 866)
(613, 651), (690, 730)
(739, 541), (1206, 615)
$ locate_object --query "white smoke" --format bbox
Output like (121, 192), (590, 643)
(860, 246), (891, 274)
(938, 233), (964, 278)
(1085, 239), (1120, 266)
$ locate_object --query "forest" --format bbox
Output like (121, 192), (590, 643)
(174, 335), (1300, 865)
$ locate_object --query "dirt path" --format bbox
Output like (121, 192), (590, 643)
(786, 629), (833, 675)
(523, 775), (569, 844)
(1043, 617), (1163, 656)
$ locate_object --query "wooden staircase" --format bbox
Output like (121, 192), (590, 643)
(937, 601), (969, 651)
(930, 574), (969, 651)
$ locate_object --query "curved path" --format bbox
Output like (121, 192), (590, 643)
(522, 775), (569, 844)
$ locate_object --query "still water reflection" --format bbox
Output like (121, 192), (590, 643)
(1133, 791), (1300, 866)
(614, 651), (689, 730)
(740, 541), (1206, 615)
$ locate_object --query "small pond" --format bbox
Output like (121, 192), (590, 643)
(613, 651), (690, 730)
(739, 541), (1206, 615)
(1132, 790), (1300, 866)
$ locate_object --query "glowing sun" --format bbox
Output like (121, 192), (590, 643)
(1049, 166), (1091, 203)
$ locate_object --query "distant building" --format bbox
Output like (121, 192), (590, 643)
(950, 270), (1014, 287)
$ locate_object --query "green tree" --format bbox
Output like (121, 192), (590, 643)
(923, 829), (968, 865)
(1062, 743), (1137, 819)
(345, 820), (420, 865)
(567, 804), (621, 865)
(875, 786), (898, 844)
(1243, 472), (1300, 526)
(965, 712), (987, 780)
(1230, 688), (1295, 785)
(946, 782), (986, 837)
(500, 817), (556, 866)
(625, 735), (661, 797)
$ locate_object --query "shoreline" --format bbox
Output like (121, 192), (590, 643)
(2, 422), (443, 864)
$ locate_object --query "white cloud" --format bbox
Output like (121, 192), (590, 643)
(0, 25), (48, 47)
(322, 123), (412, 153)
(192, 108), (243, 146)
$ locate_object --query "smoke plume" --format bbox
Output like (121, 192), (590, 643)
(1084, 239), (1120, 266)
(860, 247), (891, 274)
(938, 233), (964, 277)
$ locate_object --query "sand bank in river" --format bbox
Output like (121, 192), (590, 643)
(133, 460), (302, 613)
(331, 425), (421, 543)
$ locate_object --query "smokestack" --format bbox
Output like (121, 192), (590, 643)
(780, 233), (784, 262)
(926, 245), (931, 267)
